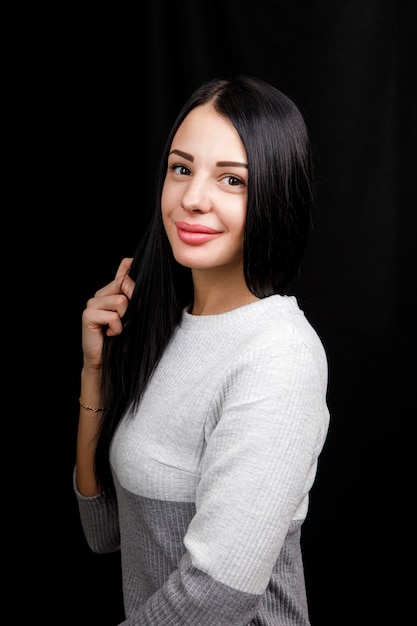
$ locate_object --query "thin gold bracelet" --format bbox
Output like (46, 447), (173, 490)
(79, 398), (105, 413)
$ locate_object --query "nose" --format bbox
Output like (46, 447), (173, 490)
(181, 175), (212, 213)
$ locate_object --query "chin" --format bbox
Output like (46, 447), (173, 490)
(173, 255), (210, 270)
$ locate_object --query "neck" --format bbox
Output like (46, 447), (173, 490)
(190, 266), (259, 316)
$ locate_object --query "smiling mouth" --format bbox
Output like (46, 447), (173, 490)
(175, 221), (221, 245)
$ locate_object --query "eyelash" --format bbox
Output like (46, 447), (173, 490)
(169, 164), (190, 176)
(168, 163), (245, 187)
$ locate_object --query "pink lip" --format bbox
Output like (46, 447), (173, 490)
(175, 221), (221, 245)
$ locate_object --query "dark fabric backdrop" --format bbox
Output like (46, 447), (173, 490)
(43, 1), (414, 624)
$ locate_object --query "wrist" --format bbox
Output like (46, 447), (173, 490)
(79, 398), (105, 413)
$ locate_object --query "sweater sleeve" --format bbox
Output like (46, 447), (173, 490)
(73, 468), (121, 554)
(121, 335), (329, 625)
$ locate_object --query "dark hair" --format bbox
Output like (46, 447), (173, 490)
(95, 75), (315, 495)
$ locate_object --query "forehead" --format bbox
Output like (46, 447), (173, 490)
(170, 103), (246, 160)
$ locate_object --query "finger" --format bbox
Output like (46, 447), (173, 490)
(91, 258), (134, 300)
(115, 257), (133, 279)
(83, 306), (125, 338)
(120, 273), (135, 300)
(85, 293), (130, 318)
(115, 257), (135, 299)
(93, 273), (133, 299)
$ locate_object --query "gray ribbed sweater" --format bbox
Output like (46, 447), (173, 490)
(75, 295), (330, 625)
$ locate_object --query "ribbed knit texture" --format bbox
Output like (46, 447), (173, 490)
(75, 295), (330, 625)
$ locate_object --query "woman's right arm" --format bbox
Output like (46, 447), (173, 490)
(76, 257), (135, 496)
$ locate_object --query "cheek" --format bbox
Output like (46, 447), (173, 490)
(228, 204), (247, 237)
(161, 182), (169, 216)
(161, 180), (180, 221)
(161, 187), (176, 240)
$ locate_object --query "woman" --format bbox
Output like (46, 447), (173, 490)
(75, 75), (330, 625)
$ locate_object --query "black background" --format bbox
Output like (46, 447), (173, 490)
(35, 1), (414, 624)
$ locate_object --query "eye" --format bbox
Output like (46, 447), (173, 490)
(169, 163), (191, 176)
(221, 174), (245, 187)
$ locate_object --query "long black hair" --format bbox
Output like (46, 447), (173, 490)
(95, 75), (315, 496)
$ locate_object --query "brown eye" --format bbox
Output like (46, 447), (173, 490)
(169, 164), (191, 176)
(223, 175), (245, 187)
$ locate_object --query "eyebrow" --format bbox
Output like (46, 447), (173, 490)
(169, 149), (193, 161)
(169, 149), (248, 169)
(217, 161), (248, 169)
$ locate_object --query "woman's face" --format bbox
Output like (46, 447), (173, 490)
(161, 103), (248, 273)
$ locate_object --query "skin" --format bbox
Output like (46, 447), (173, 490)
(77, 257), (135, 496)
(76, 102), (258, 495)
(162, 102), (258, 315)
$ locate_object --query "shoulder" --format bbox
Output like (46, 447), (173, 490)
(236, 296), (328, 380)
(245, 296), (324, 348)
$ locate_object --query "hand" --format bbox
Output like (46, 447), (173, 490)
(81, 257), (135, 368)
